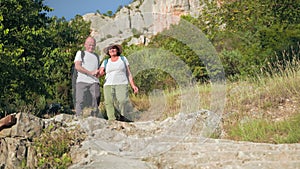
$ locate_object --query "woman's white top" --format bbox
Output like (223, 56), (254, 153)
(101, 56), (129, 86)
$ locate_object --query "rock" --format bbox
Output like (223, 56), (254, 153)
(0, 114), (17, 131)
(0, 113), (43, 169)
(83, 0), (203, 52)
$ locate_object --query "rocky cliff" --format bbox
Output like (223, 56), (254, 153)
(82, 0), (203, 53)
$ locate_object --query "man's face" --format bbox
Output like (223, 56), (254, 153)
(84, 38), (96, 52)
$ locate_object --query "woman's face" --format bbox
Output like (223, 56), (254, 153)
(109, 47), (118, 56)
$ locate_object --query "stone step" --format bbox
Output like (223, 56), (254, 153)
(159, 160), (300, 169)
(170, 142), (300, 152)
(163, 150), (300, 162)
(171, 138), (300, 151)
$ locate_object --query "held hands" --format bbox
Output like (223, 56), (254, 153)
(91, 68), (138, 94)
(92, 68), (105, 78)
(91, 69), (99, 77)
(99, 68), (105, 76)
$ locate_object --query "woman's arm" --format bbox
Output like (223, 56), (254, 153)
(98, 67), (105, 77)
(126, 66), (138, 94)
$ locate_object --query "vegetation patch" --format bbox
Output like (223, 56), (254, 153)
(34, 123), (86, 168)
(228, 113), (300, 144)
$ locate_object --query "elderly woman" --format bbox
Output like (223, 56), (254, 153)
(99, 44), (138, 122)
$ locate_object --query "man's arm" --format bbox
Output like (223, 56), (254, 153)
(75, 61), (98, 76)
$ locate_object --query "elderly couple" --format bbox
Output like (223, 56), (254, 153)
(74, 36), (138, 122)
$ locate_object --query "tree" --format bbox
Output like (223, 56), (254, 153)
(0, 0), (91, 115)
(0, 0), (52, 113)
(220, 0), (300, 75)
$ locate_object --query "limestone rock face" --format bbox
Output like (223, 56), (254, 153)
(83, 0), (202, 53)
(0, 113), (44, 169)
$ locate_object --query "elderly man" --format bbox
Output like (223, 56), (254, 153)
(74, 36), (101, 117)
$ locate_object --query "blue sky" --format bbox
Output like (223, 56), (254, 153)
(44, 0), (133, 20)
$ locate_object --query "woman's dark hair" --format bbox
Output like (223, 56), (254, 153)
(110, 46), (121, 56)
(105, 44), (122, 56)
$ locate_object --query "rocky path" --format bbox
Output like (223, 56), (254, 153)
(151, 137), (300, 169)
(68, 111), (300, 169)
(2, 112), (299, 169)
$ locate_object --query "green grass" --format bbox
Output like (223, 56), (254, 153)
(229, 113), (300, 144)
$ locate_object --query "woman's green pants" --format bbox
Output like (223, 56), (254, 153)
(103, 84), (129, 120)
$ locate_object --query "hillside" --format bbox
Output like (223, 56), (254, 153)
(82, 0), (203, 52)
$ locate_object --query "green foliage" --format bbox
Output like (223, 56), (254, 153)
(225, 0), (300, 76)
(0, 0), (91, 115)
(123, 45), (176, 94)
(1, 0), (52, 113)
(103, 10), (113, 17)
(182, 0), (300, 79)
(219, 50), (243, 79)
(148, 30), (208, 82)
(123, 42), (198, 94)
(131, 28), (142, 38)
(123, 16), (226, 93)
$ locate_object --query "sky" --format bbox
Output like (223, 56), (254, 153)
(44, 0), (133, 20)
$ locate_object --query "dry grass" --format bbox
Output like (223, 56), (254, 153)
(130, 53), (300, 143)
